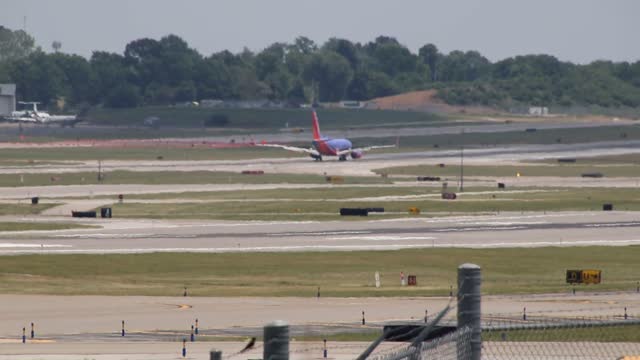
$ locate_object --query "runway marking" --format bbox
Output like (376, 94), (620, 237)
(53, 233), (197, 239)
(432, 226), (528, 232)
(0, 338), (55, 343)
(586, 222), (640, 227)
(0, 243), (71, 248)
(271, 230), (372, 236)
(328, 236), (436, 241)
(2, 238), (640, 254)
(162, 303), (193, 310)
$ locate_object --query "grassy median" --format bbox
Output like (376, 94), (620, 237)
(1, 247), (638, 297)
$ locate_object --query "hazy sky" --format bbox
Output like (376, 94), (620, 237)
(2, 0), (639, 63)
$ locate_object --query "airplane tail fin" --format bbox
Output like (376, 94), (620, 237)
(311, 110), (322, 140)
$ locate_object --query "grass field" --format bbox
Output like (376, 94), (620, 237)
(86, 107), (444, 129)
(111, 186), (440, 201)
(0, 145), (292, 162)
(0, 170), (388, 187)
(105, 187), (640, 220)
(375, 164), (640, 178)
(0, 222), (96, 232)
(355, 124), (640, 149)
(483, 325), (640, 342)
(1, 247), (638, 296)
(0, 204), (53, 216)
(535, 153), (640, 165)
(2, 123), (638, 162)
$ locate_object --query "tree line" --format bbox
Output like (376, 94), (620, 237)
(1, 25), (640, 110)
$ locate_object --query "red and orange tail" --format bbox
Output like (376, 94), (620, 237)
(311, 110), (322, 140)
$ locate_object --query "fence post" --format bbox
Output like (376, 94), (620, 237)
(210, 349), (222, 360)
(264, 320), (289, 360)
(458, 263), (481, 360)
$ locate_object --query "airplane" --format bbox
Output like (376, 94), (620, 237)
(3, 102), (82, 127)
(258, 110), (395, 161)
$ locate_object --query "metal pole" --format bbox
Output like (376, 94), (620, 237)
(460, 145), (464, 192)
(458, 263), (481, 360)
(264, 320), (289, 360)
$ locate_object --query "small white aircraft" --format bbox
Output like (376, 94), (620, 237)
(4, 102), (81, 127)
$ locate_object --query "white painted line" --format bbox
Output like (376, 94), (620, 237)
(271, 231), (372, 236)
(433, 226), (527, 232)
(2, 238), (640, 255)
(0, 243), (71, 248)
(328, 236), (436, 241)
(53, 233), (197, 238)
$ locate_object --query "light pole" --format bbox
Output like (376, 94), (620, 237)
(459, 144), (464, 192)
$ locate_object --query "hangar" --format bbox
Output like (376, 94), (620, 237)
(0, 83), (16, 116)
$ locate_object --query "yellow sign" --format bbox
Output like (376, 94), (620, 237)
(582, 269), (602, 284)
(408, 207), (420, 215)
(325, 176), (344, 184)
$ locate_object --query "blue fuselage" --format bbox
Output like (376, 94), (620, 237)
(312, 137), (352, 156)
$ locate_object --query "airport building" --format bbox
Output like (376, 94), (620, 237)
(0, 83), (16, 116)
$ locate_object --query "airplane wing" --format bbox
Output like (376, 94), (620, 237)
(256, 143), (320, 156)
(336, 145), (395, 156)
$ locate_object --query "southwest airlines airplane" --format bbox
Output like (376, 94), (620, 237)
(258, 110), (394, 161)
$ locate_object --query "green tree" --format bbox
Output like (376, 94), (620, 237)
(323, 38), (360, 69)
(0, 26), (36, 62)
(106, 83), (141, 108)
(291, 36), (317, 54)
(419, 43), (440, 81)
(51, 53), (92, 106)
(195, 56), (233, 99)
(88, 51), (130, 105)
(9, 52), (68, 106)
(303, 51), (353, 102)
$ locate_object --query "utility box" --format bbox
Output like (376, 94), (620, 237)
(407, 275), (417, 286)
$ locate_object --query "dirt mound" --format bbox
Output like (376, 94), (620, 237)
(367, 90), (495, 114)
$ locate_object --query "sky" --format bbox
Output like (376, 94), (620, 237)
(2, 0), (639, 64)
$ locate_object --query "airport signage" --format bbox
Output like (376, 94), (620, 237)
(566, 269), (602, 284)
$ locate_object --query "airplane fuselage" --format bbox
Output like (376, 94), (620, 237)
(312, 137), (353, 156)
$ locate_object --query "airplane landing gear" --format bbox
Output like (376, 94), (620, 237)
(339, 155), (347, 161)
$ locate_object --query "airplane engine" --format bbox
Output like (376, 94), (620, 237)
(350, 150), (363, 159)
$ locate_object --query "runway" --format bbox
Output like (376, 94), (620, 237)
(1, 212), (639, 255)
(2, 140), (640, 178)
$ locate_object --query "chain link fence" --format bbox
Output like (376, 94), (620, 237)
(368, 317), (640, 360)
(369, 326), (473, 360)
(482, 316), (640, 360)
